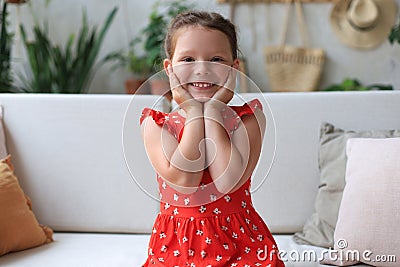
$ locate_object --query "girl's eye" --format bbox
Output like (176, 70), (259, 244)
(211, 57), (224, 62)
(182, 57), (194, 62)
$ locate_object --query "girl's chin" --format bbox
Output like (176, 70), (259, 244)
(187, 85), (220, 101)
(192, 96), (212, 103)
(188, 90), (216, 102)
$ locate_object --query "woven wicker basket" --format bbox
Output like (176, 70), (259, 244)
(264, 0), (325, 92)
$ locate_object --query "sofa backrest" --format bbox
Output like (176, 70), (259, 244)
(0, 94), (166, 234)
(1, 91), (400, 234)
(231, 91), (400, 233)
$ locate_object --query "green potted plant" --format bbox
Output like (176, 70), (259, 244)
(389, 16), (400, 45)
(143, 0), (195, 72)
(0, 2), (14, 93)
(17, 6), (118, 93)
(108, 0), (194, 96)
(107, 37), (153, 94)
(322, 78), (393, 91)
(142, 0), (194, 98)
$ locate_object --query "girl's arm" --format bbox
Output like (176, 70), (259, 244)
(204, 102), (265, 194)
(141, 70), (205, 194)
(204, 71), (266, 193)
(230, 109), (265, 192)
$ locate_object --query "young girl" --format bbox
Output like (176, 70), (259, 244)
(140, 10), (284, 267)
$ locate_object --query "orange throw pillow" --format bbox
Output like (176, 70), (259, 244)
(0, 155), (53, 256)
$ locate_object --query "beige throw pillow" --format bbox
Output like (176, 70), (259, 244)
(321, 138), (400, 266)
(0, 155), (53, 256)
(294, 123), (400, 248)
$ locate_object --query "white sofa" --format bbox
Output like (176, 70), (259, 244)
(0, 91), (399, 267)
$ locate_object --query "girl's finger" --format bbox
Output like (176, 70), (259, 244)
(223, 68), (236, 91)
(169, 69), (184, 91)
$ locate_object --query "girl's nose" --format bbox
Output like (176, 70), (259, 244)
(194, 61), (210, 76)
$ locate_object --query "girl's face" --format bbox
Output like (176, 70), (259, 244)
(164, 26), (239, 102)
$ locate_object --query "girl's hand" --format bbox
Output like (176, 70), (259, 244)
(168, 65), (201, 112)
(207, 68), (236, 109)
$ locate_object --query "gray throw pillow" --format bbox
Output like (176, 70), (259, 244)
(293, 122), (400, 248)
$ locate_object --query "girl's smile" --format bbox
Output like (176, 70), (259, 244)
(190, 82), (213, 88)
(186, 81), (219, 101)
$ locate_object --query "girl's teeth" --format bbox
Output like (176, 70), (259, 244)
(193, 82), (212, 88)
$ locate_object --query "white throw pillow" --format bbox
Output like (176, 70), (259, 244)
(321, 138), (400, 266)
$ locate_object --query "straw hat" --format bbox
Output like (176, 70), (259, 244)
(330, 0), (398, 49)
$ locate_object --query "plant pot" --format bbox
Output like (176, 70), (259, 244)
(6, 0), (28, 4)
(125, 78), (147, 94)
(150, 79), (172, 101)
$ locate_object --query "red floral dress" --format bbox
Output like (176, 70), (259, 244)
(140, 99), (284, 267)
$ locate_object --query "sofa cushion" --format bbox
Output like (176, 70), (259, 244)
(321, 138), (400, 266)
(0, 233), (150, 267)
(0, 155), (53, 256)
(294, 122), (400, 248)
(0, 233), (344, 266)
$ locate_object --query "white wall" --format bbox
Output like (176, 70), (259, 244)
(7, 0), (400, 93)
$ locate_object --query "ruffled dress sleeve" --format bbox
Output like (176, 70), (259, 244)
(140, 108), (167, 125)
(231, 98), (263, 116)
(223, 99), (263, 134)
(140, 108), (184, 141)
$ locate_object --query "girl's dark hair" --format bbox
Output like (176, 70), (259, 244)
(164, 10), (238, 60)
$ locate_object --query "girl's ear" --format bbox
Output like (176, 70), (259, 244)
(232, 58), (240, 70)
(164, 59), (172, 75)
